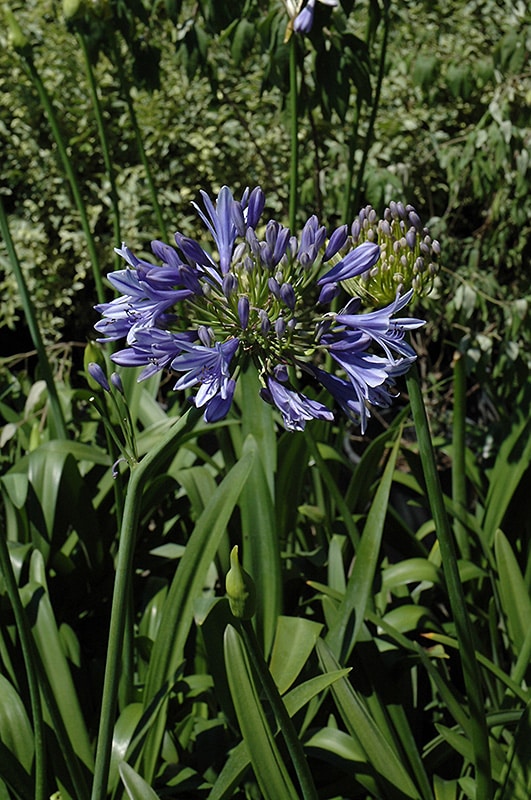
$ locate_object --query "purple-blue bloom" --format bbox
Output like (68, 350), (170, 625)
(94, 185), (425, 430)
(261, 376), (334, 431)
(318, 241), (380, 286)
(293, 0), (338, 35)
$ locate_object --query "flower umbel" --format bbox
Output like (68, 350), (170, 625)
(95, 186), (426, 432)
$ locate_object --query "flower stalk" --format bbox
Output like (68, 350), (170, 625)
(90, 408), (198, 800)
(77, 31), (122, 268)
(12, 44), (106, 304)
(289, 36), (299, 232)
(406, 361), (493, 799)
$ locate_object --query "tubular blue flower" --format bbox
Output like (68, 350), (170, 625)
(95, 261), (194, 344)
(192, 186), (237, 275)
(336, 289), (425, 360)
(94, 185), (427, 430)
(310, 367), (365, 427)
(111, 329), (197, 381)
(171, 338), (240, 419)
(261, 377), (334, 431)
(293, 0), (338, 35)
(318, 241), (380, 286)
(323, 224), (348, 262)
(293, 0), (315, 33)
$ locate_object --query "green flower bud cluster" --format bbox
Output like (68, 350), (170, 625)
(342, 202), (440, 305)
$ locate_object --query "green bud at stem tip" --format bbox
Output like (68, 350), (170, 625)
(225, 545), (256, 620)
(5, 6), (30, 52)
(63, 0), (85, 21)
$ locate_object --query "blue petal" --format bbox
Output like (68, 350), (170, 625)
(318, 241), (380, 285)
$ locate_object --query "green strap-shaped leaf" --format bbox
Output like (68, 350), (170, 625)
(119, 762), (160, 800)
(483, 413), (531, 544)
(20, 570), (93, 771)
(494, 529), (531, 656)
(141, 447), (255, 782)
(0, 674), (34, 773)
(0, 739), (34, 800)
(207, 666), (349, 800)
(224, 624), (299, 800)
(497, 702), (531, 800)
(326, 433), (402, 662)
(269, 616), (323, 695)
(317, 638), (421, 800)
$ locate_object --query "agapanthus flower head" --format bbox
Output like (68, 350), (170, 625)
(343, 203), (441, 305)
(95, 186), (426, 433)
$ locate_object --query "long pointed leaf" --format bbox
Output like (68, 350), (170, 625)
(317, 638), (421, 799)
(326, 433), (401, 661)
(141, 447), (255, 782)
(224, 625), (299, 800)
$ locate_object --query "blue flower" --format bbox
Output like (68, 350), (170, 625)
(335, 290), (425, 361)
(318, 241), (380, 286)
(171, 338), (240, 421)
(94, 185), (426, 430)
(292, 0), (338, 35)
(261, 376), (334, 431)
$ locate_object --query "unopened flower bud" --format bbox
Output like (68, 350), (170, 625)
(238, 296), (250, 330)
(225, 546), (256, 619)
(406, 228), (417, 250)
(280, 282), (296, 310)
(323, 225), (348, 262)
(63, 0), (85, 20)
(223, 273), (238, 297)
(88, 362), (110, 392)
(110, 372), (124, 395)
(5, 7), (30, 52)
(318, 282), (340, 305)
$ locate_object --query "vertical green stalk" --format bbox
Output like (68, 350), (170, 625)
(351, 5), (390, 215)
(288, 35), (299, 232)
(341, 97), (362, 223)
(0, 526), (46, 800)
(240, 619), (319, 800)
(111, 35), (168, 242)
(452, 351), (470, 559)
(90, 409), (196, 800)
(77, 32), (122, 268)
(406, 362), (493, 798)
(17, 51), (106, 304)
(0, 198), (68, 440)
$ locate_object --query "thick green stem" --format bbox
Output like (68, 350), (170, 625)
(78, 32), (122, 268)
(351, 7), (390, 214)
(240, 620), (319, 800)
(452, 351), (470, 559)
(0, 198), (68, 440)
(19, 52), (106, 304)
(406, 362), (493, 798)
(112, 36), (168, 242)
(0, 527), (46, 800)
(90, 409), (197, 800)
(341, 97), (361, 223)
(288, 36), (299, 232)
